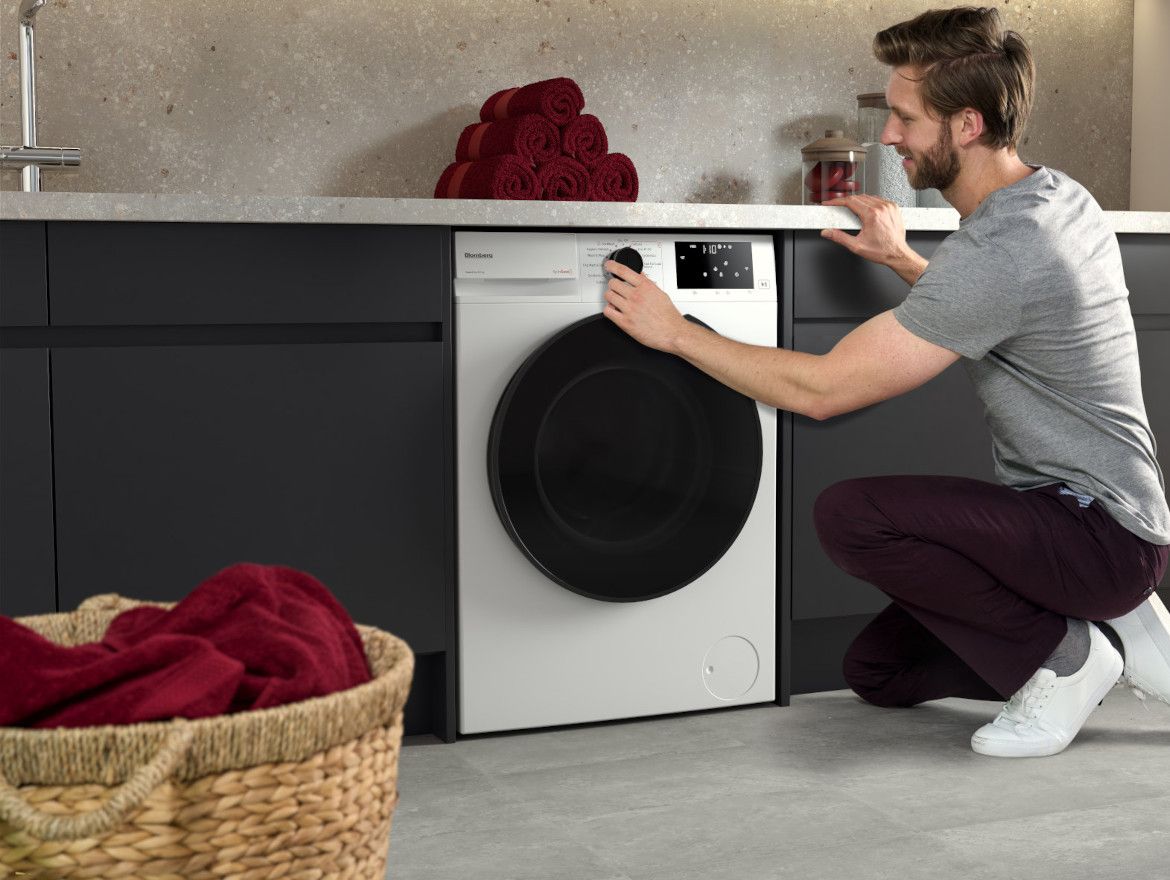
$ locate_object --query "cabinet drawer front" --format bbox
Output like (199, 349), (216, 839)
(1120, 234), (1170, 316)
(793, 231), (948, 319)
(0, 221), (48, 327)
(796, 231), (1168, 320)
(49, 222), (443, 325)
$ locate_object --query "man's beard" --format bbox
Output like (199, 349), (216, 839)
(903, 121), (961, 192)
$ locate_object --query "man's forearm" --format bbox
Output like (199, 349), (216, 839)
(671, 321), (826, 419)
(887, 246), (929, 286)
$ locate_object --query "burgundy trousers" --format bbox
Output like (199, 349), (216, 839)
(812, 475), (1170, 706)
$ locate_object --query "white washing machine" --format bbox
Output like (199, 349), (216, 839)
(455, 230), (777, 735)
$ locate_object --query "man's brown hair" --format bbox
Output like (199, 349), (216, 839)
(873, 6), (1035, 151)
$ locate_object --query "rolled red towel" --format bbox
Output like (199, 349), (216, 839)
(480, 77), (585, 126)
(536, 155), (591, 201)
(588, 152), (639, 202)
(561, 114), (608, 168)
(434, 154), (542, 200)
(456, 114), (561, 165)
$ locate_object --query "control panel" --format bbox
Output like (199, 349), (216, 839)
(454, 231), (777, 304)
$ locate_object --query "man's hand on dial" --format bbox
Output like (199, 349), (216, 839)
(602, 260), (694, 354)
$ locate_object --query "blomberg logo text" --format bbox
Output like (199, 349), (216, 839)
(464, 252), (493, 258)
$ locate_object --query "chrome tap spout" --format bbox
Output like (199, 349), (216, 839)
(2, 0), (82, 191)
(19, 0), (48, 25)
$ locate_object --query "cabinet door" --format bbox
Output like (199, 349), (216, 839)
(1136, 327), (1170, 596)
(1126, 232), (1170, 598)
(790, 322), (995, 620)
(0, 221), (47, 327)
(1119, 233), (1170, 317)
(0, 349), (57, 616)
(793, 231), (948, 319)
(51, 342), (445, 650)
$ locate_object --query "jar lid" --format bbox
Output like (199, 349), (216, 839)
(800, 129), (867, 161)
(857, 92), (889, 110)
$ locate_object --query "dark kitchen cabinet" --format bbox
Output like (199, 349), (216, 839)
(1135, 327), (1170, 544)
(50, 342), (445, 651)
(788, 229), (995, 694)
(788, 230), (1170, 695)
(0, 221), (47, 326)
(790, 321), (996, 623)
(792, 229), (948, 318)
(0, 221), (456, 741)
(1120, 236), (1170, 565)
(1119, 233), (1170, 315)
(0, 349), (57, 617)
(48, 221), (443, 326)
(4, 215), (1168, 738)
(0, 222), (55, 617)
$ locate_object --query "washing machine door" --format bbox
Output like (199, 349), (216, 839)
(488, 313), (762, 602)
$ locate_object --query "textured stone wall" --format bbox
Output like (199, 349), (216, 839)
(0, 0), (1135, 208)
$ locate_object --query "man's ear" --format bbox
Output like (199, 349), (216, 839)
(956, 107), (986, 148)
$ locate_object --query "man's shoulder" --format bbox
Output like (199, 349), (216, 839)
(934, 223), (1017, 271)
(963, 167), (1101, 253)
(983, 165), (1096, 222)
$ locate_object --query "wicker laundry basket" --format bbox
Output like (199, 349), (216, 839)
(0, 593), (414, 879)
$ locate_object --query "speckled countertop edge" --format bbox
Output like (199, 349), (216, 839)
(1, 192), (1168, 233)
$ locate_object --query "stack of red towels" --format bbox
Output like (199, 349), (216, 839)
(434, 77), (639, 202)
(0, 563), (372, 728)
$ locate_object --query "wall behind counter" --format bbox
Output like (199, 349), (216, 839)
(0, 0), (1135, 208)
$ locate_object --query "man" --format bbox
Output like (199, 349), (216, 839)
(601, 6), (1170, 758)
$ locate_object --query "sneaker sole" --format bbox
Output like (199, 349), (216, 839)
(971, 643), (1123, 758)
(1116, 595), (1170, 706)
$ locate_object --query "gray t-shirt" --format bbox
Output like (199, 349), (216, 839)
(892, 164), (1170, 546)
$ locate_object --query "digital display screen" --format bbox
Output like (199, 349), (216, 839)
(674, 241), (754, 289)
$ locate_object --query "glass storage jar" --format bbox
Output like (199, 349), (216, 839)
(857, 92), (888, 145)
(856, 92), (914, 206)
(800, 130), (865, 206)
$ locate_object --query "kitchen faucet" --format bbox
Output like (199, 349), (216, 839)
(0, 0), (82, 191)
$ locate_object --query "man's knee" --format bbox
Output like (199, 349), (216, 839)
(813, 480), (857, 545)
(813, 479), (866, 526)
(812, 479), (891, 575)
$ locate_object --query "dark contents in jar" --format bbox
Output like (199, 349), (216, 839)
(805, 161), (858, 203)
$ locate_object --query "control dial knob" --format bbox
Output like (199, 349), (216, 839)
(604, 246), (644, 276)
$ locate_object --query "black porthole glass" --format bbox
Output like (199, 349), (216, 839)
(487, 313), (763, 602)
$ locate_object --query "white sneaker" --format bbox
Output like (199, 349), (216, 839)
(1102, 593), (1170, 707)
(971, 622), (1123, 758)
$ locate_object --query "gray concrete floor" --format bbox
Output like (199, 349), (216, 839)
(385, 686), (1169, 879)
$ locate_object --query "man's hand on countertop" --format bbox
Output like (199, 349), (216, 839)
(820, 194), (929, 286)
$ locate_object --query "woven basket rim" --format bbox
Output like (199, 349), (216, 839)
(1, 599), (415, 786)
(1, 621), (408, 736)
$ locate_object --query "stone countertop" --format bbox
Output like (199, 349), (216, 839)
(1, 191), (1168, 233)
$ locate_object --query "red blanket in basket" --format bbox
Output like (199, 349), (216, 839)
(0, 563), (372, 729)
